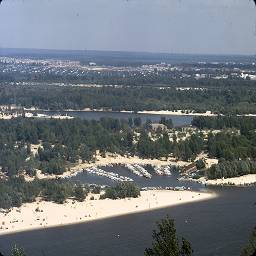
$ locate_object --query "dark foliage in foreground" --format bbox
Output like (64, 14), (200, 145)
(145, 216), (193, 256)
(241, 226), (256, 256)
(10, 245), (26, 256)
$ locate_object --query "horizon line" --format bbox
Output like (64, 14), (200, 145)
(0, 47), (255, 58)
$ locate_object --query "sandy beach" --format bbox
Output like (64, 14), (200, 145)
(0, 112), (74, 120)
(137, 110), (217, 116)
(199, 174), (256, 186)
(3, 107), (256, 118)
(0, 190), (216, 235)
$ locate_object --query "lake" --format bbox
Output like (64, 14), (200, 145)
(34, 110), (194, 127)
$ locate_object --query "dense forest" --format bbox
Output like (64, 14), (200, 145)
(0, 117), (204, 177)
(0, 83), (256, 114)
(191, 115), (256, 163)
(0, 175), (140, 210)
(206, 160), (256, 180)
(192, 116), (256, 133)
(0, 177), (88, 209)
(0, 115), (255, 183)
(192, 116), (256, 174)
(207, 132), (256, 160)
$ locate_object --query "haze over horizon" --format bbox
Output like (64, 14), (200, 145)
(0, 0), (256, 55)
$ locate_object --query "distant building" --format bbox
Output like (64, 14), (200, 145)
(150, 123), (167, 132)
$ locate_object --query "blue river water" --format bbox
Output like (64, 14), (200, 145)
(0, 186), (255, 256)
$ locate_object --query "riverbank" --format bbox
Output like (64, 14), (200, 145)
(0, 112), (74, 120)
(199, 174), (256, 186)
(0, 190), (216, 235)
(29, 108), (216, 116)
(137, 110), (217, 116)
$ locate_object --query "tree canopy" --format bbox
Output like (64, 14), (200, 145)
(145, 216), (193, 256)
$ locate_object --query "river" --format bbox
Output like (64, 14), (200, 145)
(0, 113), (254, 256)
(0, 187), (255, 256)
(33, 110), (193, 127)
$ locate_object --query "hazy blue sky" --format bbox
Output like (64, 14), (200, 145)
(0, 0), (255, 55)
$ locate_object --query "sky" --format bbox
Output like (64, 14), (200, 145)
(0, 0), (255, 55)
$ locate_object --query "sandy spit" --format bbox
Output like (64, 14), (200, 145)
(137, 110), (217, 116)
(0, 190), (216, 235)
(199, 174), (256, 186)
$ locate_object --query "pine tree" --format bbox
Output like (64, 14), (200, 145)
(145, 216), (193, 256)
(241, 226), (256, 256)
(11, 245), (26, 256)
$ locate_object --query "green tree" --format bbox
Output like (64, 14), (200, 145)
(195, 159), (206, 170)
(241, 226), (256, 256)
(101, 182), (140, 200)
(11, 245), (26, 256)
(145, 216), (193, 256)
(73, 184), (86, 202)
(181, 238), (193, 256)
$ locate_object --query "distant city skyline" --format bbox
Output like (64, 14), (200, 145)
(0, 0), (255, 55)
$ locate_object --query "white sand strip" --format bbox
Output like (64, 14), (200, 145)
(0, 190), (216, 235)
(137, 110), (217, 116)
(200, 174), (256, 186)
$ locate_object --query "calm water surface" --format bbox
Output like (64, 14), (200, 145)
(0, 185), (255, 256)
(34, 110), (193, 127)
(70, 166), (204, 191)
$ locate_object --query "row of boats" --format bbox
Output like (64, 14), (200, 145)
(125, 164), (172, 178)
(125, 164), (152, 178)
(85, 167), (133, 182)
(141, 186), (190, 191)
(83, 164), (173, 182)
(154, 166), (172, 176)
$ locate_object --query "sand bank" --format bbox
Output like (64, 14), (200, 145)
(137, 110), (217, 116)
(24, 112), (74, 119)
(199, 174), (256, 186)
(0, 112), (74, 120)
(0, 190), (216, 235)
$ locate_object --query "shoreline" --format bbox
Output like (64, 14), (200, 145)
(1, 107), (256, 118)
(24, 108), (216, 116)
(0, 190), (216, 236)
(179, 174), (256, 187)
(137, 110), (217, 116)
(198, 174), (256, 186)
